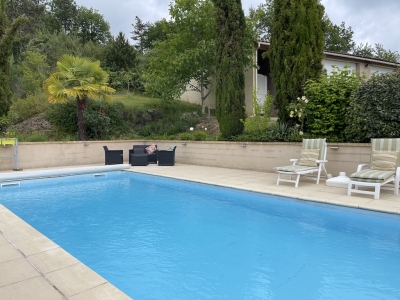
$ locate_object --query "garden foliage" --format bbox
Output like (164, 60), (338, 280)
(345, 69), (400, 142)
(304, 66), (363, 141)
(46, 99), (128, 140)
(213, 0), (247, 137)
(8, 92), (50, 124)
(240, 88), (273, 140)
(268, 0), (325, 121)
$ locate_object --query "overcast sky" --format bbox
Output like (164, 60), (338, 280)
(75, 0), (400, 53)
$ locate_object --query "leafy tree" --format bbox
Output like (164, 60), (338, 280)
(212, 0), (246, 137)
(374, 44), (400, 62)
(352, 42), (400, 62)
(269, 0), (325, 121)
(74, 6), (111, 44)
(323, 17), (355, 53)
(352, 42), (374, 57)
(6, 0), (47, 59)
(131, 16), (170, 53)
(43, 55), (115, 140)
(103, 32), (140, 92)
(247, 0), (273, 41)
(144, 0), (216, 114)
(0, 0), (27, 116)
(26, 30), (104, 68)
(47, 0), (77, 34)
(18, 51), (50, 96)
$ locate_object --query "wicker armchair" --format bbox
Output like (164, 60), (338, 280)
(103, 146), (123, 165)
(158, 146), (177, 166)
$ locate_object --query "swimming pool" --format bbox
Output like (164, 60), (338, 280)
(1, 171), (400, 299)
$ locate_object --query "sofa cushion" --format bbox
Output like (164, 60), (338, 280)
(298, 149), (320, 167)
(370, 150), (398, 171)
(350, 169), (395, 183)
(145, 144), (157, 154)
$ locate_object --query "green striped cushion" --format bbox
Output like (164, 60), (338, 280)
(350, 169), (395, 183)
(298, 149), (320, 167)
(275, 165), (316, 172)
(370, 151), (398, 171)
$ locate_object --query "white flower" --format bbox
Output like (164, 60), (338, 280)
(295, 124), (300, 127)
(305, 99), (309, 103)
(299, 131), (304, 135)
(190, 127), (193, 131)
(297, 97), (300, 100)
(298, 113), (302, 118)
(302, 96), (306, 100)
(205, 128), (207, 131)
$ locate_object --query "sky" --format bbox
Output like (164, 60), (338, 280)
(74, 0), (400, 53)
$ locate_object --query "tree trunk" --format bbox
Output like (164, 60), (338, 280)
(76, 96), (87, 141)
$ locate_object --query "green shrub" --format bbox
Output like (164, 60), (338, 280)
(192, 131), (207, 141)
(83, 110), (110, 139)
(244, 89), (272, 131)
(345, 70), (400, 142)
(18, 132), (48, 142)
(304, 66), (363, 141)
(46, 99), (129, 139)
(8, 92), (50, 124)
(179, 132), (192, 140)
(45, 100), (77, 135)
(0, 116), (10, 133)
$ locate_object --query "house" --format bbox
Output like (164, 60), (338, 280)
(180, 41), (400, 115)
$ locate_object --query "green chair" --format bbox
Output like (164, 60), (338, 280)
(348, 138), (400, 199)
(274, 138), (331, 187)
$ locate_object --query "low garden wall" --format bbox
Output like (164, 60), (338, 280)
(0, 140), (371, 177)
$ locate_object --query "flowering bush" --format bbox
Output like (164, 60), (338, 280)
(287, 96), (309, 135)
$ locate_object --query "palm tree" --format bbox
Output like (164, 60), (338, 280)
(44, 55), (115, 140)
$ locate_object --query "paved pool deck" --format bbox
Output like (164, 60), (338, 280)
(1, 163), (400, 299)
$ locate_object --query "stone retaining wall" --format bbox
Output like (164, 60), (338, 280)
(0, 140), (371, 177)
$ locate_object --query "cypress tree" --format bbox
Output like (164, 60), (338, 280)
(0, 0), (27, 116)
(269, 0), (325, 121)
(212, 0), (246, 137)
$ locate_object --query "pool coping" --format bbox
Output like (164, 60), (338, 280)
(0, 164), (132, 299)
(1, 163), (400, 299)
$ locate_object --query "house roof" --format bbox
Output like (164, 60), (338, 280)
(257, 41), (400, 67)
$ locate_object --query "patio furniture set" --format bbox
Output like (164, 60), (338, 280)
(275, 138), (400, 200)
(104, 138), (400, 200)
(103, 144), (177, 166)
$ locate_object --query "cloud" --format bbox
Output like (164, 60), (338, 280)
(321, 0), (400, 52)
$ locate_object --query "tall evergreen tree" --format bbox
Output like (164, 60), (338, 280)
(103, 32), (137, 71)
(269, 0), (325, 121)
(0, 0), (27, 116)
(212, 0), (246, 137)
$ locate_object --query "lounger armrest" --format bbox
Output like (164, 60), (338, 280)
(290, 158), (299, 165)
(356, 164), (369, 172)
(316, 160), (327, 164)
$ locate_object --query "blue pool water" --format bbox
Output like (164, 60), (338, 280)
(1, 171), (400, 299)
